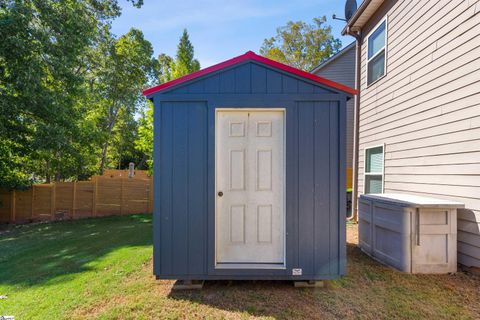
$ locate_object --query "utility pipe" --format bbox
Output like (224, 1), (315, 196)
(350, 29), (362, 221)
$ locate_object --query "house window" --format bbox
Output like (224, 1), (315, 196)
(364, 145), (384, 194)
(367, 19), (387, 85)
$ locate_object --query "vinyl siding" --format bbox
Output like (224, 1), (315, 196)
(357, 0), (480, 267)
(313, 44), (356, 172)
(313, 44), (356, 88)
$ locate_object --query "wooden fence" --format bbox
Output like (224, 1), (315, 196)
(0, 170), (153, 224)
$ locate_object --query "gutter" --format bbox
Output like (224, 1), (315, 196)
(349, 31), (362, 222)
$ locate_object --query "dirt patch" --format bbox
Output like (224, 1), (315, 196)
(346, 222), (358, 245)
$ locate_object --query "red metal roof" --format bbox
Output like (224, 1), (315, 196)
(143, 51), (358, 96)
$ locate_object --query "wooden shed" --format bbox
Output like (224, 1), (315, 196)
(143, 51), (357, 282)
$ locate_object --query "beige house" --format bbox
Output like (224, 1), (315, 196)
(343, 0), (480, 268)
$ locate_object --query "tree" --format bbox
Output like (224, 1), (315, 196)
(0, 0), (149, 188)
(153, 29), (200, 84)
(260, 16), (342, 71)
(135, 29), (201, 172)
(92, 28), (158, 174)
(135, 101), (154, 173)
(0, 0), (120, 187)
(171, 29), (201, 79)
(157, 53), (173, 83)
(107, 108), (144, 170)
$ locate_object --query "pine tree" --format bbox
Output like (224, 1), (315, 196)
(172, 29), (200, 78)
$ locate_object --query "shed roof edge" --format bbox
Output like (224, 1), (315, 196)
(143, 51), (358, 97)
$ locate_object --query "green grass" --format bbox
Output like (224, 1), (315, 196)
(0, 215), (152, 319)
(0, 217), (479, 319)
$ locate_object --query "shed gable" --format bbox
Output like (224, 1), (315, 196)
(143, 51), (357, 97)
(165, 62), (336, 95)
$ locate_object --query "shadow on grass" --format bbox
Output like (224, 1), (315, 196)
(166, 246), (360, 319)
(167, 229), (480, 320)
(0, 214), (152, 287)
(168, 280), (316, 319)
(166, 243), (372, 319)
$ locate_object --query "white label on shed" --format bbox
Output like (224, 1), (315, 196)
(292, 268), (302, 276)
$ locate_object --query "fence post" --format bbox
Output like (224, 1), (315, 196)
(72, 181), (77, 219)
(11, 190), (16, 223)
(92, 178), (98, 217)
(148, 177), (153, 213)
(120, 177), (124, 215)
(50, 184), (56, 219)
(31, 185), (35, 220)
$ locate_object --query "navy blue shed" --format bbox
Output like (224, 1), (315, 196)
(144, 51), (356, 281)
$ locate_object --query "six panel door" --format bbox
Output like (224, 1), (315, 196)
(216, 110), (285, 264)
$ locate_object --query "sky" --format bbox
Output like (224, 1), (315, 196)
(111, 0), (355, 68)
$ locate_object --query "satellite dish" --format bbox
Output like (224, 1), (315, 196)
(345, 0), (357, 21)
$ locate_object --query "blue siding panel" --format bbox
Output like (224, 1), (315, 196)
(251, 63), (267, 93)
(170, 86), (188, 94)
(187, 103), (208, 275)
(153, 98), (162, 276)
(282, 75), (298, 94)
(298, 81), (315, 94)
(314, 102), (332, 275)
(219, 69), (235, 93)
(234, 63), (251, 93)
(157, 102), (209, 277)
(266, 69), (282, 93)
(206, 103), (216, 276)
(204, 75), (220, 93)
(159, 103), (173, 275)
(298, 102), (315, 275)
(338, 98), (347, 275)
(285, 104), (299, 271)
(187, 80), (204, 94)
(172, 106), (189, 275)
(314, 85), (331, 94)
(329, 101), (340, 275)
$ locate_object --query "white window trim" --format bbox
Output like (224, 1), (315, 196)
(363, 144), (385, 194)
(366, 17), (388, 87)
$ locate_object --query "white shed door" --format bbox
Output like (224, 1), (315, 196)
(216, 110), (285, 265)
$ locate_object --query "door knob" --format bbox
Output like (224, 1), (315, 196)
(218, 191), (223, 197)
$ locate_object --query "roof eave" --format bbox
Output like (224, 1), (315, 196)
(341, 0), (385, 36)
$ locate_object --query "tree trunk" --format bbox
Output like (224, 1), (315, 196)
(45, 160), (51, 184)
(99, 105), (119, 175)
(99, 140), (109, 175)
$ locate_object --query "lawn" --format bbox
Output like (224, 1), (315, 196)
(0, 215), (479, 319)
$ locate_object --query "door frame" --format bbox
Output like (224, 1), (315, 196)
(214, 108), (287, 269)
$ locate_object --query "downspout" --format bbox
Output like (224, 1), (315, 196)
(350, 29), (362, 222)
